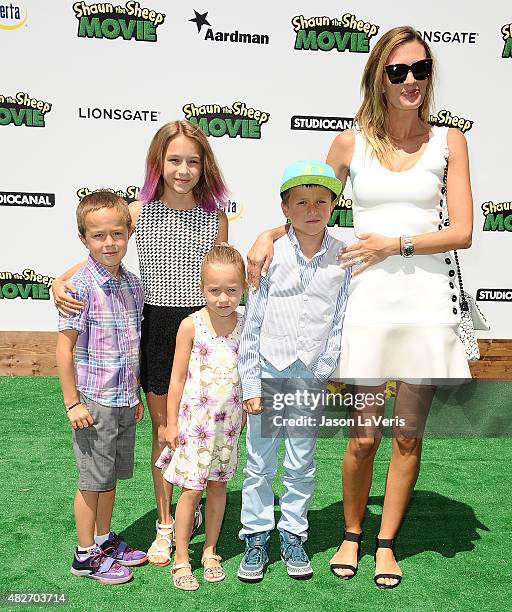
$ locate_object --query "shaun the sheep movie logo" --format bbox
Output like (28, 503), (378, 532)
(502, 23), (512, 57)
(292, 13), (379, 52)
(429, 110), (473, 133)
(77, 186), (140, 203)
(0, 92), (52, 127)
(328, 198), (353, 228)
(183, 102), (269, 139)
(73, 1), (165, 41)
(0, 3), (27, 29)
(481, 201), (512, 231)
(0, 269), (54, 300)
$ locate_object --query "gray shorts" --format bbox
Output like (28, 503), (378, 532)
(72, 394), (136, 491)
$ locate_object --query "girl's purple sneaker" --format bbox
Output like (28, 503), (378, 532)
(100, 532), (148, 567)
(71, 545), (133, 584)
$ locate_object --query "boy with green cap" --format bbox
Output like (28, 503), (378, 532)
(238, 160), (351, 581)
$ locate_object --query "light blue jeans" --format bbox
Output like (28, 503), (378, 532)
(239, 358), (321, 542)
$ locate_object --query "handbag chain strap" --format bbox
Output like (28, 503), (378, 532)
(442, 160), (469, 312)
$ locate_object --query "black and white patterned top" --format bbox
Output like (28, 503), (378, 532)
(135, 200), (219, 307)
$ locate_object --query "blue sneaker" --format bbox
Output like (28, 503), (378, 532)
(279, 529), (313, 579)
(237, 532), (270, 582)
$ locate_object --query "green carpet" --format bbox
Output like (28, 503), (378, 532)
(0, 377), (509, 611)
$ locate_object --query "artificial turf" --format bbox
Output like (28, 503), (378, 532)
(0, 377), (509, 611)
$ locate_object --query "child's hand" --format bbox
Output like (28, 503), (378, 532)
(67, 403), (94, 430)
(247, 232), (274, 289)
(52, 278), (83, 316)
(243, 397), (263, 415)
(134, 401), (144, 423)
(165, 424), (179, 450)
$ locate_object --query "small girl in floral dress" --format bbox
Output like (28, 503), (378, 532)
(156, 244), (246, 590)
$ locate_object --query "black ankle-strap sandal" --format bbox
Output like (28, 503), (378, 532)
(330, 531), (363, 580)
(373, 537), (402, 589)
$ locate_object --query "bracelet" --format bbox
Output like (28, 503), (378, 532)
(66, 402), (81, 412)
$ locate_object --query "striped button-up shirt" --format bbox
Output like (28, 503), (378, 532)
(239, 227), (351, 400)
(58, 255), (144, 407)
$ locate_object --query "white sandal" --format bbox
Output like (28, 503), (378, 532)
(171, 562), (199, 591)
(201, 554), (225, 583)
(147, 520), (174, 567)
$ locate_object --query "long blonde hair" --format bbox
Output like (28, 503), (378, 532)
(355, 26), (435, 164)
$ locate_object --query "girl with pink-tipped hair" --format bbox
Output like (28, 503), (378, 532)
(52, 120), (229, 567)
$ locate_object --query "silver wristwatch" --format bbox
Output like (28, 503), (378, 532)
(401, 236), (414, 258)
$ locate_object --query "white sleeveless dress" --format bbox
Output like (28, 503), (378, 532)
(333, 126), (471, 382)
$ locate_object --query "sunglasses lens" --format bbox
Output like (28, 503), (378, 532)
(386, 64), (408, 84)
(412, 59), (432, 80)
(385, 59), (432, 84)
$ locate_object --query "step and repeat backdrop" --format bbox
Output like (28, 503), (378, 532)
(1, 1), (511, 336)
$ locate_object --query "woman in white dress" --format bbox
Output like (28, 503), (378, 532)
(247, 26), (473, 588)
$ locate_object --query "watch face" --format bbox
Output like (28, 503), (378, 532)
(403, 243), (414, 257)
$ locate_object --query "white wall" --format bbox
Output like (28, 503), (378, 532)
(1, 1), (510, 336)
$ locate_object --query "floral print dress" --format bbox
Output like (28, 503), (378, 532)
(156, 310), (243, 490)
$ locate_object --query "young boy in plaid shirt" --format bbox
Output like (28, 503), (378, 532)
(56, 191), (146, 584)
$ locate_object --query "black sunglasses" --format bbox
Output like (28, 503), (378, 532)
(384, 59), (432, 84)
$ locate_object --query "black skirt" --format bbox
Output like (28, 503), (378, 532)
(140, 303), (203, 396)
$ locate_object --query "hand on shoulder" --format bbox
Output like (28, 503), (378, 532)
(53, 274), (88, 316)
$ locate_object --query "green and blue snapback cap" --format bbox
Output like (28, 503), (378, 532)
(280, 160), (342, 198)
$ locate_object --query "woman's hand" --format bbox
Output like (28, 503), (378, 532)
(165, 423), (179, 450)
(247, 231), (274, 289)
(51, 277), (84, 316)
(339, 233), (400, 276)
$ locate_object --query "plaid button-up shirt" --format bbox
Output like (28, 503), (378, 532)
(58, 255), (144, 407)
